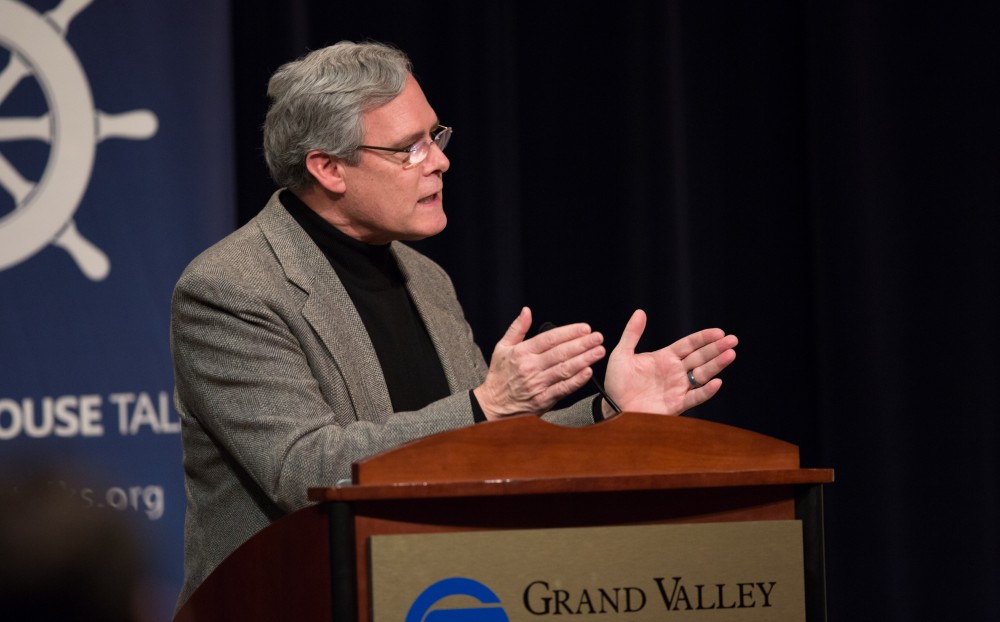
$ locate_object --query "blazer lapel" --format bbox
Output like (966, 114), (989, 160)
(255, 194), (394, 422)
(393, 244), (481, 393)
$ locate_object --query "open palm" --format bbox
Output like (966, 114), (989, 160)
(604, 310), (738, 416)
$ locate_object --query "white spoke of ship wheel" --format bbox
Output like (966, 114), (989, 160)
(0, 116), (52, 142)
(0, 151), (34, 205)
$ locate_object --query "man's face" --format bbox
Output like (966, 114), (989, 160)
(334, 76), (450, 245)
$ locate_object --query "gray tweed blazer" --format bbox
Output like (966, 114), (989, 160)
(170, 192), (593, 606)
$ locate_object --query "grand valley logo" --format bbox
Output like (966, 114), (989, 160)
(406, 578), (510, 622)
(0, 0), (158, 281)
(401, 576), (781, 620)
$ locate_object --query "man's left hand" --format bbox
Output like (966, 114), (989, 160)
(603, 309), (738, 417)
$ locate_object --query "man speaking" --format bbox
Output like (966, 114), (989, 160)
(170, 40), (737, 607)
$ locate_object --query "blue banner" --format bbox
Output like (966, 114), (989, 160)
(0, 0), (232, 617)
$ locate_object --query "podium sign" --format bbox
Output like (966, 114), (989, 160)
(370, 520), (805, 621)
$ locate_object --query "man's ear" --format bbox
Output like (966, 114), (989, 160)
(305, 150), (348, 194)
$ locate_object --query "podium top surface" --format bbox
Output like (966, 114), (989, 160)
(308, 413), (833, 502)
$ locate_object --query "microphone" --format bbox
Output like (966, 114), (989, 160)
(538, 321), (622, 415)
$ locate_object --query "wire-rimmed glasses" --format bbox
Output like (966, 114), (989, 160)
(356, 125), (452, 167)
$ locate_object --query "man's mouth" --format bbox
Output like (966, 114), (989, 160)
(417, 191), (440, 204)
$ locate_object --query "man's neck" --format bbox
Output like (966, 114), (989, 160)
(293, 185), (378, 243)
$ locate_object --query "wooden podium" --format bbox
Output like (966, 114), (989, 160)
(174, 413), (833, 621)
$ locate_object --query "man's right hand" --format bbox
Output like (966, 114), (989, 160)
(473, 307), (606, 420)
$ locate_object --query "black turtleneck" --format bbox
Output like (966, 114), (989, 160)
(280, 190), (451, 413)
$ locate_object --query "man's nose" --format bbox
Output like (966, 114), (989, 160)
(425, 141), (450, 173)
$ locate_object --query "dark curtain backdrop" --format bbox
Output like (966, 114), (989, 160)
(229, 2), (999, 619)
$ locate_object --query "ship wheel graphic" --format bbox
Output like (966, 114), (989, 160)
(0, 0), (157, 281)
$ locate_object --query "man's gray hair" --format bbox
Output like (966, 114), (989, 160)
(263, 41), (412, 192)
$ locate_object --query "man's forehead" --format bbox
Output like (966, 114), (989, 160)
(361, 76), (438, 141)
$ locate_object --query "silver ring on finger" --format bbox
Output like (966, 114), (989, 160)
(687, 369), (702, 389)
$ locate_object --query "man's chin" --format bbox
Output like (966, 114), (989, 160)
(400, 215), (447, 242)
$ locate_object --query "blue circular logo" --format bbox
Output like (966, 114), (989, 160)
(406, 577), (509, 622)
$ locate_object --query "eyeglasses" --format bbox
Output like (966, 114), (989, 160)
(356, 125), (453, 167)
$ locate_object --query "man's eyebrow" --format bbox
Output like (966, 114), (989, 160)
(394, 121), (441, 147)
